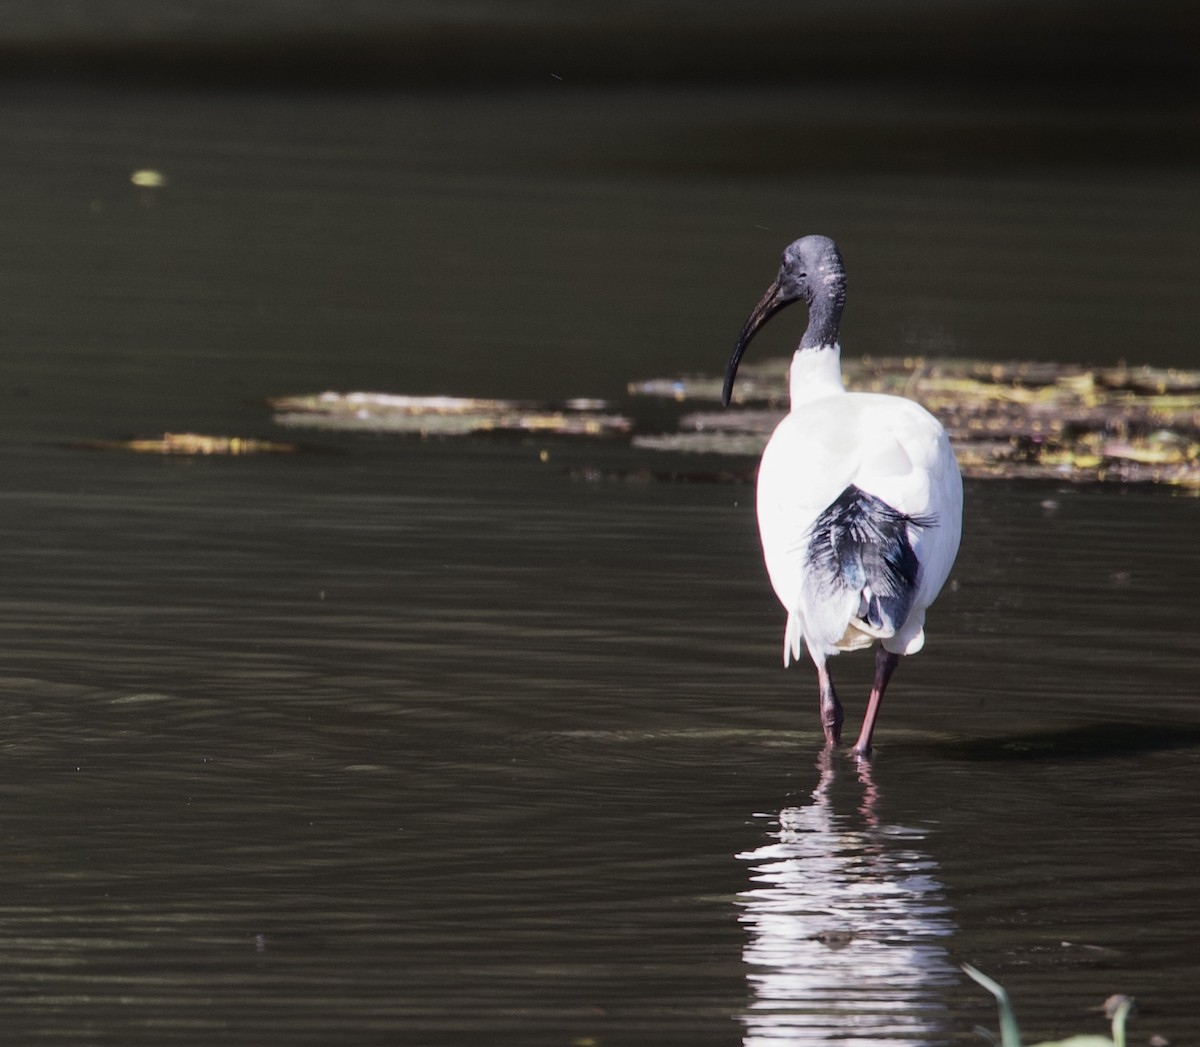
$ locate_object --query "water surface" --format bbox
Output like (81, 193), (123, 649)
(0, 78), (1197, 1045)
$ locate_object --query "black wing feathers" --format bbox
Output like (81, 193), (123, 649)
(806, 485), (934, 632)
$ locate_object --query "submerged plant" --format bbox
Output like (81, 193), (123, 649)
(962, 964), (1134, 1047)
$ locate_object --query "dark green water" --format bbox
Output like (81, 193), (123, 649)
(0, 70), (1197, 1046)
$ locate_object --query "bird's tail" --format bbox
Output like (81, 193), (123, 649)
(783, 611), (803, 667)
(806, 484), (933, 640)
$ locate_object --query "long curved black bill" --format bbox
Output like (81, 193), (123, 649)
(722, 279), (795, 406)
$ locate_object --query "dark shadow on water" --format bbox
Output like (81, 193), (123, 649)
(936, 722), (1200, 762)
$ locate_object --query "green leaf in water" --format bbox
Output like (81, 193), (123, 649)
(962, 965), (1135, 1047)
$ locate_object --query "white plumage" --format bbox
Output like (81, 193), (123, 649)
(724, 236), (962, 755)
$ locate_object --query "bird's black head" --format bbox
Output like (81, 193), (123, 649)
(778, 236), (846, 312)
(722, 235), (847, 406)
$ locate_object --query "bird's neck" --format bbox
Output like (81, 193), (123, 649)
(799, 289), (843, 352)
(789, 344), (845, 406)
(790, 286), (845, 405)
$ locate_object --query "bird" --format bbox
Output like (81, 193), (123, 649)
(723, 235), (962, 755)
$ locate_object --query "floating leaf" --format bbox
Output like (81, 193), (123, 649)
(130, 168), (167, 188)
(71, 432), (299, 455)
(268, 391), (631, 437)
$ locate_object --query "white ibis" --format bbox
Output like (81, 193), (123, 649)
(724, 235), (962, 755)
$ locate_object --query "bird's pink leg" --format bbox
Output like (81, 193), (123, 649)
(814, 659), (844, 747)
(852, 647), (900, 756)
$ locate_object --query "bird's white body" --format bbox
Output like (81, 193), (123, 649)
(757, 344), (963, 669)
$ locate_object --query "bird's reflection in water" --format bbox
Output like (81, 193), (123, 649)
(737, 752), (958, 1045)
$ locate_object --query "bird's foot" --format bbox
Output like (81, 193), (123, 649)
(815, 661), (843, 747)
(820, 698), (844, 748)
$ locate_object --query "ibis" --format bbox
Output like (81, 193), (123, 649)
(724, 235), (962, 755)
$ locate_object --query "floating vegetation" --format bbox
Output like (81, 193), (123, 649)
(962, 964), (1136, 1047)
(629, 357), (1200, 488)
(257, 360), (1199, 487)
(268, 392), (632, 438)
(130, 168), (167, 189)
(71, 432), (300, 455)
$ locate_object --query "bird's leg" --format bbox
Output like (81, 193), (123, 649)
(814, 659), (844, 747)
(852, 647), (900, 757)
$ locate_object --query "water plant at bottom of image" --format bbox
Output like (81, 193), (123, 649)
(963, 964), (1135, 1047)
